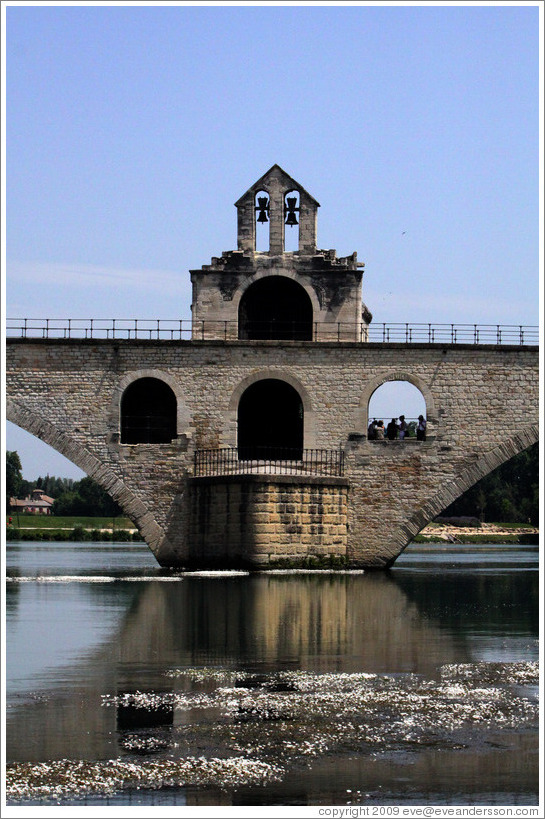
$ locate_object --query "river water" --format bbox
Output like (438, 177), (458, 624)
(4, 541), (540, 807)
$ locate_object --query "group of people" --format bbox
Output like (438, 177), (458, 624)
(367, 415), (427, 441)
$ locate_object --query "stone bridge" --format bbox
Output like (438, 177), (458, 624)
(6, 335), (538, 568)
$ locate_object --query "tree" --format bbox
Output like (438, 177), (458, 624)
(51, 477), (122, 517)
(76, 477), (122, 516)
(51, 491), (82, 516)
(441, 443), (539, 524)
(6, 451), (23, 508)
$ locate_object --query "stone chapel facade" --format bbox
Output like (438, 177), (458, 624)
(190, 164), (372, 342)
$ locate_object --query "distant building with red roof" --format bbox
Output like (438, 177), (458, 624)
(9, 488), (54, 515)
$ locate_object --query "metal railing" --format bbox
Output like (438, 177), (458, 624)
(5, 318), (539, 346)
(194, 447), (345, 478)
(367, 323), (538, 345)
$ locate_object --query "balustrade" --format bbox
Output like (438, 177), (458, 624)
(194, 448), (345, 478)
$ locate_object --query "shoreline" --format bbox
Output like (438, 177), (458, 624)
(5, 522), (539, 546)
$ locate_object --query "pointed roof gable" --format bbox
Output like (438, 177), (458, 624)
(234, 164), (320, 207)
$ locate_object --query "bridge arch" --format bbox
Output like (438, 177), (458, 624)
(356, 370), (438, 436)
(6, 397), (176, 561)
(110, 369), (192, 443)
(386, 422), (539, 566)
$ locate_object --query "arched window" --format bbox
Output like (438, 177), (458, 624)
(284, 189), (300, 252)
(368, 381), (427, 440)
(238, 276), (313, 340)
(238, 379), (304, 460)
(121, 378), (177, 444)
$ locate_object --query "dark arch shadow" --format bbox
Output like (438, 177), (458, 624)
(238, 276), (313, 340)
(237, 379), (304, 459)
(121, 377), (177, 444)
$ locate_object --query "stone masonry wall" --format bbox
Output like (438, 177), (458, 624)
(6, 339), (539, 567)
(186, 475), (349, 568)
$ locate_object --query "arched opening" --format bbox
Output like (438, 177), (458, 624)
(121, 378), (177, 444)
(238, 276), (313, 340)
(254, 190), (270, 252)
(368, 381), (427, 440)
(284, 189), (300, 252)
(238, 379), (304, 460)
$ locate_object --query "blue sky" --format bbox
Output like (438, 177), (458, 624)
(3, 1), (542, 480)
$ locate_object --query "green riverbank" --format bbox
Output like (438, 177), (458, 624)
(5, 516), (538, 545)
(5, 514), (143, 542)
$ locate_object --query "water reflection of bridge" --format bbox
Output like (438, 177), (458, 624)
(7, 572), (475, 763)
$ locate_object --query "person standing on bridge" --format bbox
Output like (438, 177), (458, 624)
(417, 415), (427, 441)
(367, 419), (377, 440)
(375, 420), (385, 440)
(386, 418), (397, 440)
(398, 415), (408, 439)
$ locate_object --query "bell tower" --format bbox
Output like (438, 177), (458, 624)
(235, 164), (319, 255)
(190, 165), (372, 341)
